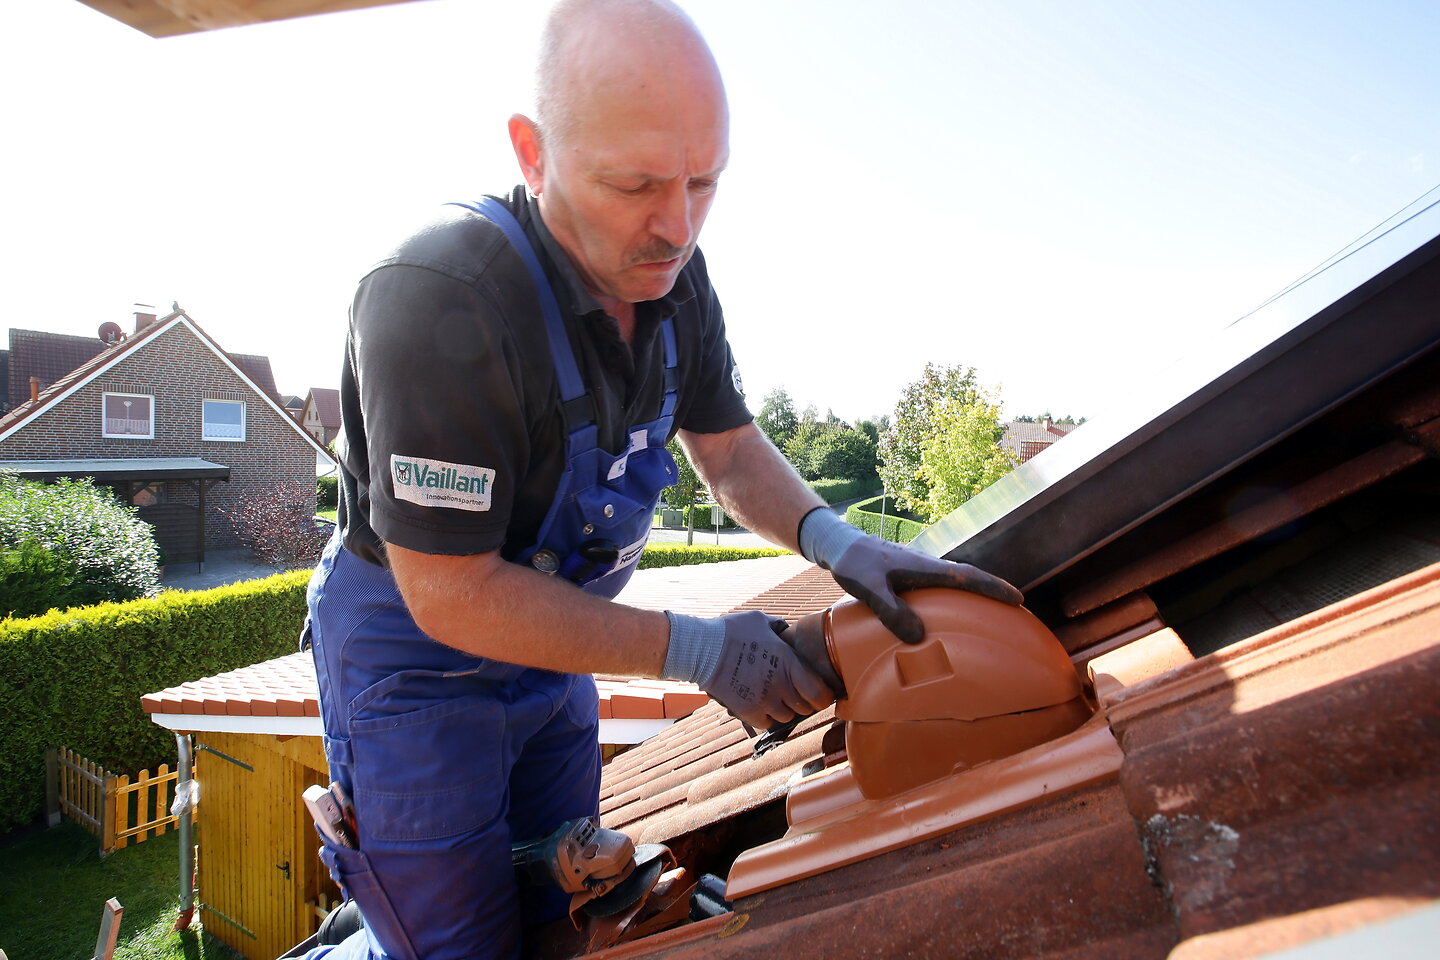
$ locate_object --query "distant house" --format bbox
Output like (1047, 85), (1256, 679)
(1001, 417), (1079, 463)
(0, 305), (334, 566)
(300, 387), (340, 446)
(278, 394), (306, 420)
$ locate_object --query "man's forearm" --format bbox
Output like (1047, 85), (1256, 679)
(387, 544), (671, 676)
(680, 423), (824, 554)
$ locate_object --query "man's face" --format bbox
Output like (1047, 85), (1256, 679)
(535, 75), (729, 307)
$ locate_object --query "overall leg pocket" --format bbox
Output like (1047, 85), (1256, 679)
(319, 843), (420, 960)
(349, 695), (506, 843)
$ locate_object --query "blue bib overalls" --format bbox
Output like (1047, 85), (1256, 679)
(303, 198), (678, 960)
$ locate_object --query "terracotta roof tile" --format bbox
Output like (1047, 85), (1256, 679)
(140, 559), (829, 731)
(308, 387), (342, 428)
(577, 562), (1440, 959)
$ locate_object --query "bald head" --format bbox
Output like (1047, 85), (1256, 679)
(509, 0), (730, 308)
(534, 0), (726, 148)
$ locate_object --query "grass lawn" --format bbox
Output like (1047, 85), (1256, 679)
(0, 823), (242, 960)
(316, 510), (337, 522)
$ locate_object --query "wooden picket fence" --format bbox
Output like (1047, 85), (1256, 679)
(46, 747), (180, 854)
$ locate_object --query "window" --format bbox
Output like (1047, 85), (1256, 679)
(103, 393), (154, 438)
(130, 481), (167, 506)
(203, 399), (246, 441)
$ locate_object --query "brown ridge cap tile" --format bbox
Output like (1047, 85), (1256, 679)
(683, 782), (1174, 960)
(178, 694), (207, 716)
(1119, 640), (1440, 945)
(1107, 559), (1440, 747)
(226, 699), (254, 718)
(597, 699), (613, 721)
(202, 698), (230, 717)
(249, 695), (278, 717)
(1087, 627), (1194, 706)
(726, 713), (1124, 898)
(140, 694), (166, 714)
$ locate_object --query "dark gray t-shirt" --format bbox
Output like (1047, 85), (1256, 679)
(336, 187), (752, 567)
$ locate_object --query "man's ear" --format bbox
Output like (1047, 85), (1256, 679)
(509, 114), (545, 196)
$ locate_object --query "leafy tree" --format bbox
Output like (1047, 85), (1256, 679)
(755, 387), (799, 451)
(916, 394), (1018, 522)
(221, 482), (329, 569)
(809, 428), (878, 484)
(0, 471), (161, 616)
(878, 363), (982, 513)
(856, 416), (888, 445)
(661, 439), (706, 545)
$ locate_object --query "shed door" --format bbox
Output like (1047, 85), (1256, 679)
(196, 733), (308, 960)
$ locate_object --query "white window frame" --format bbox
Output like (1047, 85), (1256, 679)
(202, 399), (247, 442)
(102, 392), (155, 439)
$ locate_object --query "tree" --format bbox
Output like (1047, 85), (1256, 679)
(755, 387), (798, 451)
(221, 482), (329, 569)
(916, 394), (1017, 522)
(0, 471), (161, 616)
(661, 439), (706, 545)
(878, 363), (982, 513)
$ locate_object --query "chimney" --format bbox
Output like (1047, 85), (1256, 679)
(133, 303), (158, 332)
(30, 376), (40, 403)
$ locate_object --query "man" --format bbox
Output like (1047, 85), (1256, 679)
(304, 1), (1021, 957)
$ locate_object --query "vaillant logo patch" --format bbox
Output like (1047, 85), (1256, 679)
(390, 454), (495, 512)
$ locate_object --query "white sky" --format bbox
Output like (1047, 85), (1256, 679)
(3, 0), (1437, 425)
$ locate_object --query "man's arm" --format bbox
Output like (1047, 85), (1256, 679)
(678, 421), (822, 553)
(387, 544), (833, 728)
(681, 421), (1024, 643)
(388, 545), (670, 676)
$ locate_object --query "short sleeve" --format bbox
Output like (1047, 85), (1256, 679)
(675, 256), (754, 435)
(350, 264), (529, 556)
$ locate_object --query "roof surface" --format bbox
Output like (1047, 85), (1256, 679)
(6, 328), (106, 410)
(586, 561), (1440, 959)
(0, 457), (231, 479)
(306, 387), (342, 429)
(0, 310), (330, 458)
(140, 555), (816, 731)
(74, 0), (423, 39)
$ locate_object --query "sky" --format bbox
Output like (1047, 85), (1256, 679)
(2, 0), (1437, 427)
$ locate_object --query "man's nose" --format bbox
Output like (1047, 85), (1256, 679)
(648, 182), (694, 251)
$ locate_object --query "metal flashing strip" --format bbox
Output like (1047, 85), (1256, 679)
(913, 199), (1440, 594)
(149, 713), (322, 737)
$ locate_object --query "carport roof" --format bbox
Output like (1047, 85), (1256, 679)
(0, 457), (231, 482)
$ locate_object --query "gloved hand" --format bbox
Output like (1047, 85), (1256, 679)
(661, 610), (835, 731)
(799, 506), (1023, 644)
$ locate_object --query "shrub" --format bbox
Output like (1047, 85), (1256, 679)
(639, 544), (789, 569)
(0, 471), (160, 615)
(846, 495), (929, 543)
(0, 544), (90, 620)
(222, 482), (329, 569)
(0, 570), (312, 834)
(317, 474), (339, 511)
(684, 504), (737, 529)
(810, 478), (880, 505)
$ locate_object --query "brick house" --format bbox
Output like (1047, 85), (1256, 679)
(300, 387), (340, 446)
(0, 305), (333, 566)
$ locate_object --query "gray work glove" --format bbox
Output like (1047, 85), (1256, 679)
(661, 610), (835, 731)
(799, 506), (1024, 644)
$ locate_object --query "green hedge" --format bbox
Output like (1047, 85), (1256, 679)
(0, 571), (312, 836)
(684, 504), (737, 529)
(639, 544), (790, 569)
(317, 475), (339, 511)
(810, 478), (880, 505)
(846, 495), (929, 543)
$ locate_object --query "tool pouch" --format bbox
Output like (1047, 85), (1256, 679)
(318, 841), (421, 960)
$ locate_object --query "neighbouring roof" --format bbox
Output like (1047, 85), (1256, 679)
(306, 387), (342, 429)
(0, 309), (332, 461)
(1000, 418), (1079, 462)
(74, 0), (425, 39)
(0, 458), (231, 482)
(140, 556), (814, 742)
(5, 328), (107, 411)
(231, 353), (280, 401)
